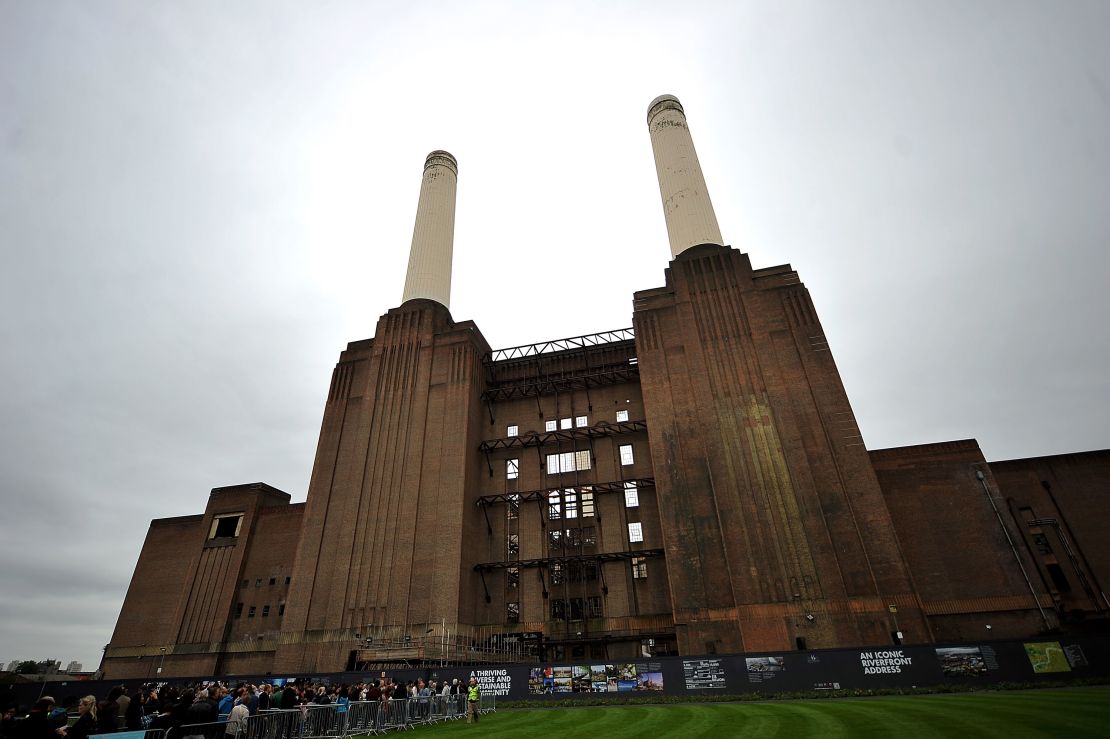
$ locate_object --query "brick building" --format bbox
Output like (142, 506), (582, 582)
(101, 96), (1108, 679)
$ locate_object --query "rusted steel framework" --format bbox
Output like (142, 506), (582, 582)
(474, 549), (665, 572)
(488, 328), (635, 363)
(482, 363), (640, 402)
(478, 420), (647, 453)
(476, 478), (656, 507)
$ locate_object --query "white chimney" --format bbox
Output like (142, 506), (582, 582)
(646, 95), (724, 258)
(401, 150), (458, 308)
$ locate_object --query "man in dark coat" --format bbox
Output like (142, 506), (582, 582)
(185, 689), (219, 725)
(279, 684), (298, 710)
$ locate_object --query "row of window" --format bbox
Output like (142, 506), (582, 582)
(551, 596), (604, 620)
(241, 576), (291, 588)
(540, 482), (641, 521)
(234, 603), (285, 618)
(505, 558), (648, 588)
(505, 410), (631, 439)
(504, 596), (605, 623)
(507, 445), (635, 480)
(549, 526), (597, 548)
(507, 518), (643, 558)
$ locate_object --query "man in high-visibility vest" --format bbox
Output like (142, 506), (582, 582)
(466, 677), (481, 724)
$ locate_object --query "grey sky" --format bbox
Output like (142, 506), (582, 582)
(1, 1), (1107, 670)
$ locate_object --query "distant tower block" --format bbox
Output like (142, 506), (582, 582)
(646, 95), (724, 257)
(401, 150), (458, 308)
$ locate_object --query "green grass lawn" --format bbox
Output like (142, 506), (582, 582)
(361, 687), (1110, 738)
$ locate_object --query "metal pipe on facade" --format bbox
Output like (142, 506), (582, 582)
(975, 469), (1052, 631)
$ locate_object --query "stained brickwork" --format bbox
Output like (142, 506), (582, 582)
(633, 244), (928, 654)
(989, 450), (1110, 621)
(103, 263), (1108, 678)
(103, 483), (302, 678)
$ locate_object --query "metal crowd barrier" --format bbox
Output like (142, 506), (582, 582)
(300, 705), (344, 739)
(169, 720), (236, 739)
(91, 729), (167, 739)
(227, 695), (485, 739)
(338, 702), (379, 737)
(247, 708), (307, 739)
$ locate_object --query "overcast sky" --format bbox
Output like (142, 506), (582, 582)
(2, 1), (1107, 671)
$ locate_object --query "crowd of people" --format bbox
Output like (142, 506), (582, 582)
(1, 676), (484, 738)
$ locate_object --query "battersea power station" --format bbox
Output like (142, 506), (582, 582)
(102, 96), (1109, 679)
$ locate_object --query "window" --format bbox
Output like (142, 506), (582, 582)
(545, 420), (557, 432)
(546, 450), (591, 474)
(548, 529), (563, 548)
(586, 596), (603, 618)
(582, 526), (597, 546)
(548, 491), (562, 520)
(507, 425), (519, 437)
(564, 490), (578, 519)
(248, 606), (256, 618)
(278, 603), (285, 616)
(507, 494), (520, 520)
(620, 444), (635, 466)
(235, 602), (244, 618)
(581, 490), (595, 517)
(241, 579), (249, 588)
(551, 563), (564, 585)
(507, 533), (519, 558)
(631, 557), (648, 579)
(551, 599), (567, 620)
(569, 561), (598, 582)
(566, 527), (582, 548)
(616, 409), (629, 422)
(1046, 563), (1072, 593)
(507, 602), (520, 623)
(628, 522), (643, 543)
(209, 513), (243, 539)
(284, 576), (291, 585)
(624, 481), (639, 508)
(560, 417), (573, 430)
(262, 605), (270, 617)
(507, 567), (520, 589)
(255, 578), (262, 587)
(506, 458), (520, 480)
(575, 415), (588, 428)
(268, 577), (276, 586)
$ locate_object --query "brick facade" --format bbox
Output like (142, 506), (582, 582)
(102, 256), (1109, 678)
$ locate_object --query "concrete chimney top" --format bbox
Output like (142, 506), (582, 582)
(424, 150), (457, 175)
(647, 94), (684, 123)
(646, 94), (724, 258)
(401, 150), (458, 309)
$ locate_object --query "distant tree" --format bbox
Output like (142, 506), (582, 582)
(15, 660), (39, 674)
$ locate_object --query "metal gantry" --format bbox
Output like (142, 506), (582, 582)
(488, 328), (635, 363)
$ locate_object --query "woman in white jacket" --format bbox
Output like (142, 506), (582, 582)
(225, 696), (250, 738)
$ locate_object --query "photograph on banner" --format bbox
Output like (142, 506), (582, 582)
(553, 665), (573, 692)
(746, 656), (785, 683)
(936, 646), (988, 677)
(527, 662), (662, 693)
(637, 667), (664, 691)
(590, 664), (608, 691)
